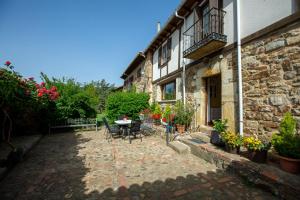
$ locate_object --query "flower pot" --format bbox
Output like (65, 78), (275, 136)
(277, 154), (300, 174)
(225, 143), (239, 154)
(210, 130), (225, 147)
(176, 124), (185, 134)
(248, 149), (268, 163)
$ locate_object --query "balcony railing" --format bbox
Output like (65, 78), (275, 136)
(183, 8), (227, 59)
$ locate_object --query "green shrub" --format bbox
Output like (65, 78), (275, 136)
(173, 101), (194, 127)
(105, 91), (149, 122)
(272, 112), (300, 159)
(213, 119), (228, 133)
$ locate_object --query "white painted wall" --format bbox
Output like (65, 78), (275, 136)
(161, 66), (167, 77)
(223, 0), (295, 45)
(168, 29), (180, 73)
(240, 0), (294, 39)
(182, 12), (194, 65)
(152, 28), (181, 81)
(152, 49), (160, 81)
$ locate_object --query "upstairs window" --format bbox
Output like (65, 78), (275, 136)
(162, 81), (176, 100)
(158, 37), (172, 67)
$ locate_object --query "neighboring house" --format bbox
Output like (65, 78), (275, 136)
(122, 0), (300, 137)
(121, 52), (153, 101)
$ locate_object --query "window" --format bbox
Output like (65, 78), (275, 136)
(162, 81), (176, 100)
(158, 37), (172, 67)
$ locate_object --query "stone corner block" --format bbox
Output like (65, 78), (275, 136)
(169, 141), (190, 154)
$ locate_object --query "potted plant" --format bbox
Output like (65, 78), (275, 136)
(162, 105), (175, 133)
(243, 136), (271, 163)
(271, 112), (300, 174)
(173, 101), (194, 134)
(152, 103), (162, 125)
(220, 131), (241, 154)
(211, 119), (228, 146)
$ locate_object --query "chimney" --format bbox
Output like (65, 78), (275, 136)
(157, 22), (161, 33)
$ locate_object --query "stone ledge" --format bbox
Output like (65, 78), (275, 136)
(168, 141), (190, 154)
(179, 138), (300, 200)
(0, 135), (43, 181)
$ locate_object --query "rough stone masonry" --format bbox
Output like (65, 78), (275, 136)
(242, 22), (300, 137)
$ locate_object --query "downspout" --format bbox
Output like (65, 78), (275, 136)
(236, 0), (243, 136)
(175, 11), (186, 105)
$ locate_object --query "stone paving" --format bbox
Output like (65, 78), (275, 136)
(0, 130), (277, 200)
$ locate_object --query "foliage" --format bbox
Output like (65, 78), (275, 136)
(150, 102), (156, 113)
(221, 131), (242, 148)
(272, 112), (300, 159)
(41, 74), (115, 121)
(0, 62), (59, 135)
(0, 61), (115, 135)
(173, 101), (194, 127)
(151, 103), (162, 120)
(106, 91), (149, 122)
(213, 119), (228, 133)
(162, 104), (175, 123)
(153, 103), (162, 115)
(244, 136), (271, 151)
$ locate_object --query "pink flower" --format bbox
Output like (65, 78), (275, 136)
(50, 86), (57, 91)
(5, 61), (11, 66)
(38, 92), (43, 97)
(41, 82), (45, 87)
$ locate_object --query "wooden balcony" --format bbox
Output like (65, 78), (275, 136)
(183, 8), (227, 60)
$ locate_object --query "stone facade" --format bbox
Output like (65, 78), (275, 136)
(184, 20), (300, 137)
(242, 22), (300, 136)
(123, 52), (153, 102)
(185, 52), (238, 132)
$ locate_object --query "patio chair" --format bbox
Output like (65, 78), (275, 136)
(128, 120), (142, 144)
(102, 117), (121, 141)
(141, 117), (155, 135)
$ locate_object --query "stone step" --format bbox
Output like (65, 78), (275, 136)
(198, 125), (213, 136)
(179, 137), (300, 200)
(190, 132), (210, 143)
(168, 141), (190, 154)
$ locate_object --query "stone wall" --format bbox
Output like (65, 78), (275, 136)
(242, 22), (300, 136)
(185, 52), (238, 132)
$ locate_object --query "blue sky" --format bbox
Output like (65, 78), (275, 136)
(0, 0), (180, 85)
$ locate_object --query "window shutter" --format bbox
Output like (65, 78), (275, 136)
(167, 38), (172, 60)
(158, 47), (162, 67)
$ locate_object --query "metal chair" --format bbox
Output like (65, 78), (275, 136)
(128, 120), (142, 144)
(102, 117), (121, 141)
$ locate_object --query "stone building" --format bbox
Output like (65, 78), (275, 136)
(120, 0), (300, 137)
(121, 52), (153, 102)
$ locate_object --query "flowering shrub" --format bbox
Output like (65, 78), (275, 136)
(0, 61), (60, 135)
(243, 136), (271, 151)
(220, 131), (243, 148)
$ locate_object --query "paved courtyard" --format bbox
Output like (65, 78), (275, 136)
(0, 130), (276, 200)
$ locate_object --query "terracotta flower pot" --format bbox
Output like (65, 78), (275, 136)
(248, 149), (268, 163)
(176, 124), (185, 134)
(277, 154), (300, 174)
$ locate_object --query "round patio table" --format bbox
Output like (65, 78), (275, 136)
(115, 120), (132, 139)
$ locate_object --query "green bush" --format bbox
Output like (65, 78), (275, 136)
(272, 112), (300, 159)
(106, 91), (149, 122)
(173, 101), (194, 127)
(213, 119), (228, 133)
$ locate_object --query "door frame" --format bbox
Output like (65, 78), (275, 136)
(204, 73), (222, 125)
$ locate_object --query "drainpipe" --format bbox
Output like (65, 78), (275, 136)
(236, 0), (243, 136)
(175, 11), (186, 105)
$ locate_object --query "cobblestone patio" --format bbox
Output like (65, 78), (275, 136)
(0, 130), (276, 200)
